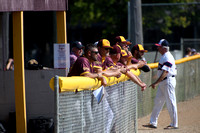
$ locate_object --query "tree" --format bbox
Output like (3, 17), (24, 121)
(142, 0), (200, 39)
(67, 0), (129, 41)
(67, 0), (200, 43)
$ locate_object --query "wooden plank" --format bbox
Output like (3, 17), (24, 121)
(0, 0), (67, 12)
(13, 11), (27, 133)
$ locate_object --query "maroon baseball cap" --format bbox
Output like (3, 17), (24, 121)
(110, 45), (121, 54)
(114, 36), (127, 44)
(97, 39), (112, 48)
(132, 44), (148, 53)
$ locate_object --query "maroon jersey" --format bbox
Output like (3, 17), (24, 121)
(102, 56), (131, 73)
(68, 57), (95, 76)
(131, 57), (139, 64)
(102, 56), (116, 70)
(117, 62), (130, 71)
(93, 54), (103, 69)
(116, 62), (124, 67)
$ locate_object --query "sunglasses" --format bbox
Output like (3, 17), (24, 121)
(91, 51), (99, 54)
(105, 48), (110, 50)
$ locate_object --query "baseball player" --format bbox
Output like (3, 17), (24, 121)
(143, 39), (178, 129)
(68, 43), (107, 86)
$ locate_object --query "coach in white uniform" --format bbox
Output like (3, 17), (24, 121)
(145, 39), (178, 129)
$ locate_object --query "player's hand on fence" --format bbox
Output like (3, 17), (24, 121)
(120, 66), (127, 74)
(137, 60), (146, 68)
(141, 83), (147, 91)
(115, 69), (122, 78)
(97, 73), (107, 86)
(101, 77), (107, 86)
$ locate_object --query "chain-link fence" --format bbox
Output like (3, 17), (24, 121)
(181, 38), (200, 56)
(54, 78), (138, 133)
(52, 57), (200, 133)
(137, 58), (200, 118)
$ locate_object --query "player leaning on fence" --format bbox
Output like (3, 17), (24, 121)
(68, 43), (107, 86)
(93, 39), (122, 78)
(102, 45), (147, 91)
(113, 36), (146, 71)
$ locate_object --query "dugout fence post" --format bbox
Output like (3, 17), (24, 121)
(54, 75), (59, 133)
(135, 87), (138, 133)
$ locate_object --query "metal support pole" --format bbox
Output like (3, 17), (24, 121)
(135, 85), (138, 133)
(128, 2), (131, 40)
(13, 11), (27, 133)
(56, 11), (67, 44)
(54, 75), (59, 133)
(180, 38), (184, 57)
(129, 0), (143, 49)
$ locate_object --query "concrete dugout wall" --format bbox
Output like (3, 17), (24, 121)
(0, 69), (67, 121)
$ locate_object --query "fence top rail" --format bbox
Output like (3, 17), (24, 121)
(182, 38), (200, 41)
(49, 69), (140, 93)
(148, 54), (200, 69)
(49, 55), (200, 92)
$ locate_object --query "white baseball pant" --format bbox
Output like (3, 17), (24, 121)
(150, 77), (178, 127)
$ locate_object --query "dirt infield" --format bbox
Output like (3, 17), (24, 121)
(138, 94), (200, 133)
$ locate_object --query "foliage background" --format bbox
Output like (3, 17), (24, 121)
(66, 0), (200, 47)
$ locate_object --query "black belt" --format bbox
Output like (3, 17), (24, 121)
(163, 75), (175, 81)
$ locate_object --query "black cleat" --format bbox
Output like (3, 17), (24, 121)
(164, 125), (179, 130)
(143, 124), (157, 129)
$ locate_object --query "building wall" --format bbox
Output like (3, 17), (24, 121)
(1, 12), (58, 69)
(0, 13), (2, 70)
(0, 13), (10, 71)
(0, 69), (67, 121)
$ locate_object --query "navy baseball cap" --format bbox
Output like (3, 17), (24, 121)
(155, 39), (169, 47)
(72, 41), (84, 49)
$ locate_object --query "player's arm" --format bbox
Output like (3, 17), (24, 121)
(6, 58), (14, 70)
(82, 72), (99, 78)
(126, 60), (146, 70)
(126, 63), (138, 70)
(93, 66), (103, 73)
(93, 63), (122, 78)
(125, 71), (146, 91)
(102, 69), (122, 78)
(149, 70), (168, 89)
(83, 72), (107, 86)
